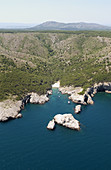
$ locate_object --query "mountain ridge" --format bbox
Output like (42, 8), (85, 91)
(29, 21), (111, 31)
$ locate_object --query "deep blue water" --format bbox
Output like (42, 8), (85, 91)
(0, 89), (111, 170)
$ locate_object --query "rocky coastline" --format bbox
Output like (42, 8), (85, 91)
(59, 82), (111, 105)
(59, 86), (94, 105)
(0, 90), (52, 122)
(0, 81), (111, 123)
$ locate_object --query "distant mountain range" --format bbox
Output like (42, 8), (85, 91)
(29, 21), (111, 31)
(0, 23), (36, 29)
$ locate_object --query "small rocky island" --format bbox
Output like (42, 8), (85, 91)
(74, 105), (82, 114)
(47, 113), (80, 130)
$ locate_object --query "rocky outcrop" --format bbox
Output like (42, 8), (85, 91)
(30, 92), (49, 104)
(69, 93), (86, 105)
(47, 114), (80, 130)
(47, 119), (55, 130)
(47, 90), (53, 95)
(59, 86), (94, 105)
(105, 90), (111, 94)
(86, 82), (111, 97)
(30, 93), (39, 103)
(59, 82), (111, 105)
(16, 113), (22, 118)
(74, 105), (81, 114)
(0, 89), (51, 122)
(39, 95), (49, 104)
(59, 86), (83, 95)
(0, 100), (23, 121)
(84, 94), (94, 105)
(54, 114), (80, 130)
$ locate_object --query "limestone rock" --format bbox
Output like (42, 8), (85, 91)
(59, 86), (83, 95)
(69, 94), (86, 105)
(30, 93), (49, 104)
(87, 94), (94, 105)
(38, 95), (49, 104)
(16, 113), (22, 118)
(54, 114), (80, 130)
(105, 90), (111, 94)
(47, 119), (55, 130)
(30, 92), (39, 103)
(0, 100), (23, 121)
(74, 105), (81, 114)
(47, 90), (52, 95)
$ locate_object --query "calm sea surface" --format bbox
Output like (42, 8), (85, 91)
(0, 89), (111, 170)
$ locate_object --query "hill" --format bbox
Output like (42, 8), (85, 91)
(29, 21), (111, 31)
(0, 30), (111, 101)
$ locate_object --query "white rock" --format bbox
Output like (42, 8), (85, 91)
(69, 94), (86, 105)
(47, 119), (55, 130)
(105, 90), (111, 94)
(59, 86), (83, 95)
(30, 93), (49, 104)
(16, 113), (22, 118)
(87, 94), (94, 105)
(0, 100), (23, 121)
(74, 105), (81, 114)
(47, 90), (52, 95)
(52, 81), (60, 88)
(38, 95), (49, 104)
(54, 114), (80, 130)
(30, 92), (39, 103)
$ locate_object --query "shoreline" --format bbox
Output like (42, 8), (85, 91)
(0, 81), (111, 122)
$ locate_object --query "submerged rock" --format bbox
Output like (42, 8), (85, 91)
(54, 114), (80, 130)
(74, 105), (81, 114)
(47, 119), (55, 130)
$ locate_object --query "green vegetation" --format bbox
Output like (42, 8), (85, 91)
(0, 30), (111, 101)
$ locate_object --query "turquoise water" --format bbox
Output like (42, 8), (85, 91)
(0, 89), (111, 169)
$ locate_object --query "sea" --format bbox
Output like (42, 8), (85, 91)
(0, 89), (111, 170)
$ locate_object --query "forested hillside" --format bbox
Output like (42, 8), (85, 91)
(0, 31), (111, 101)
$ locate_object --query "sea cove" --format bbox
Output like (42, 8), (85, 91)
(0, 89), (111, 169)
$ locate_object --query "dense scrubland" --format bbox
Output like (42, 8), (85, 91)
(0, 30), (111, 101)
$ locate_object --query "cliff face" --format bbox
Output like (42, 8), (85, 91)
(0, 91), (51, 122)
(0, 100), (23, 121)
(86, 82), (111, 96)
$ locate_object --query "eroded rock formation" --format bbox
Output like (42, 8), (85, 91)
(47, 113), (80, 130)
(74, 105), (82, 114)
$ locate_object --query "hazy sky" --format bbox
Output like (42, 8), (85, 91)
(0, 0), (111, 25)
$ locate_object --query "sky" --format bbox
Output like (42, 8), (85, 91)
(0, 0), (111, 25)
